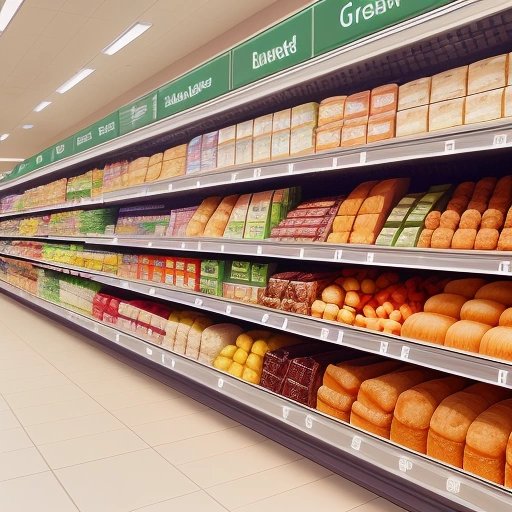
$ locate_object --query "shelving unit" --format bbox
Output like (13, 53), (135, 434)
(1, 277), (510, 512)
(3, 1), (512, 510)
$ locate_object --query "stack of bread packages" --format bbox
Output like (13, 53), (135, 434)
(418, 176), (512, 250)
(289, 103), (318, 157)
(235, 121), (253, 166)
(401, 277), (512, 361)
(201, 132), (219, 172)
(158, 144), (187, 181)
(327, 178), (409, 244)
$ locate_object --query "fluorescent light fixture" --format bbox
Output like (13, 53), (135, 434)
(34, 101), (51, 112)
(0, 0), (24, 33)
(102, 22), (152, 55)
(0, 133), (9, 141)
(0, 157), (23, 162)
(56, 68), (95, 94)
(22, 124), (33, 129)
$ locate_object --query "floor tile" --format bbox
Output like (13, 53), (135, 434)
(208, 458), (331, 509)
(0, 427), (33, 453)
(0, 472), (78, 511)
(0, 396), (8, 411)
(55, 449), (198, 512)
(155, 425), (265, 466)
(351, 497), (407, 511)
(14, 397), (104, 427)
(133, 409), (238, 446)
(4, 383), (90, 410)
(0, 446), (48, 481)
(113, 397), (207, 427)
(234, 474), (377, 512)
(178, 439), (302, 488)
(0, 410), (20, 431)
(93, 386), (182, 411)
(25, 411), (125, 445)
(131, 491), (228, 512)
(0, 372), (72, 395)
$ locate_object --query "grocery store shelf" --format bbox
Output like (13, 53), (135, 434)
(4, 252), (511, 389)
(2, 117), (512, 220)
(0, 277), (509, 512)
(2, 232), (512, 277)
(0, 0), (507, 196)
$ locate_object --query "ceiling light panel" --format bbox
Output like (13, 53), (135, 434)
(21, 124), (33, 129)
(102, 22), (152, 56)
(0, 158), (23, 162)
(56, 68), (95, 94)
(33, 101), (51, 112)
(0, 0), (24, 33)
(0, 134), (9, 141)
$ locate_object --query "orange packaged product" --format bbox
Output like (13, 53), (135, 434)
(398, 77), (431, 111)
(370, 84), (398, 116)
(315, 121), (342, 151)
(367, 112), (396, 143)
(344, 91), (370, 120)
(318, 96), (346, 126)
(341, 116), (367, 147)
(430, 66), (468, 103)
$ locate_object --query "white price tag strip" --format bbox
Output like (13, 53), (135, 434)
(93, 325), (99, 333)
(333, 249), (343, 261)
(149, 288), (155, 296)
(220, 244), (225, 252)
(282, 406), (290, 419)
(493, 134), (508, 146)
(253, 168), (261, 178)
(217, 378), (224, 389)
(446, 478), (461, 494)
(146, 347), (153, 356)
(196, 180), (201, 188)
(498, 369), (508, 385)
(337, 330), (344, 344)
(380, 341), (389, 354)
(351, 436), (362, 451)
(499, 261), (512, 273)
(170, 358), (176, 369)
(398, 457), (413, 473)
(181, 242), (186, 249)
(115, 333), (120, 342)
(281, 318), (288, 330)
(445, 140), (456, 152)
(320, 328), (329, 340)
(288, 163), (294, 174)
(231, 172), (238, 182)
(168, 183), (173, 191)
(366, 252), (374, 263)
(225, 305), (232, 315)
(299, 248), (304, 259)
(256, 245), (262, 255)
(401, 346), (410, 360)
(262, 313), (269, 324)
(147, 242), (153, 248)
(194, 298), (203, 307)
(305, 414), (314, 429)
(359, 151), (367, 164)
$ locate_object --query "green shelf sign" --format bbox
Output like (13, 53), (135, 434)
(232, 8), (313, 89)
(33, 147), (54, 170)
(53, 137), (75, 162)
(313, 0), (454, 56)
(158, 54), (231, 120)
(74, 112), (119, 153)
(119, 93), (158, 135)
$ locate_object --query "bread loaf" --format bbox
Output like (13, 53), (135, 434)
(427, 383), (510, 467)
(479, 326), (512, 360)
(474, 228), (499, 250)
(145, 153), (163, 182)
(398, 77), (431, 111)
(475, 281), (512, 306)
(350, 367), (435, 438)
(460, 299), (506, 326)
(338, 181), (377, 216)
(185, 316), (214, 360)
(396, 105), (428, 137)
(316, 121), (342, 151)
(423, 293), (466, 319)
(203, 195), (239, 237)
(390, 376), (467, 453)
(198, 324), (244, 365)
(344, 91), (370, 120)
(401, 312), (457, 345)
(444, 320), (492, 353)
(431, 66), (468, 102)
(444, 278), (487, 298)
(506, 431), (512, 487)
(185, 197), (222, 237)
(370, 84), (398, 116)
(318, 96), (346, 126)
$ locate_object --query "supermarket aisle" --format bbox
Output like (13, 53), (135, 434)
(0, 294), (406, 512)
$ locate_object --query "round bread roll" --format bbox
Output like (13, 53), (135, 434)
(459, 209), (482, 229)
(474, 228), (499, 251)
(481, 209), (504, 229)
(425, 211), (441, 230)
(417, 229), (433, 248)
(440, 210), (461, 230)
(431, 227), (455, 249)
(451, 229), (477, 250)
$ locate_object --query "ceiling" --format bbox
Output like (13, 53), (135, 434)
(0, 0), (285, 171)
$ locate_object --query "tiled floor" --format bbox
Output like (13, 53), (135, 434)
(0, 293), (408, 512)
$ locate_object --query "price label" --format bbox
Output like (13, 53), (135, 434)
(149, 288), (155, 296)
(366, 252), (374, 263)
(299, 248), (304, 259)
(113, 237), (118, 245)
(359, 151), (367, 164)
(337, 330), (344, 344)
(401, 346), (410, 360)
(121, 281), (129, 289)
(253, 167), (261, 178)
(194, 298), (203, 307)
(256, 245), (262, 255)
(115, 333), (120, 342)
(231, 172), (238, 183)
(281, 318), (288, 330)
(493, 134), (508, 146)
(333, 249), (343, 261)
(320, 328), (329, 340)
(380, 341), (389, 354)
(305, 414), (314, 429)
(262, 313), (269, 324)
(351, 436), (362, 451)
(217, 378), (224, 389)
(93, 325), (99, 333)
(161, 353), (166, 364)
(220, 244), (225, 252)
(197, 242), (202, 251)
(147, 242), (153, 248)
(498, 261), (511, 273)
(332, 157), (339, 167)
(146, 347), (153, 356)
(445, 140), (456, 152)
(181, 242), (186, 249)
(498, 369), (508, 385)
(398, 457), (413, 473)
(196, 180), (201, 188)
(446, 478), (461, 494)
(288, 163), (294, 174)
(170, 358), (176, 369)
(225, 305), (232, 315)
(282, 406), (290, 419)
(168, 183), (173, 191)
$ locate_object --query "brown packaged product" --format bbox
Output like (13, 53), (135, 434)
(370, 84), (398, 116)
(417, 229), (433, 248)
(451, 229), (477, 249)
(315, 121), (343, 151)
(390, 376), (468, 453)
(260, 296), (281, 309)
(333, 216), (355, 233)
(358, 178), (410, 215)
(185, 197), (222, 237)
(498, 228), (512, 251)
(344, 91), (370, 120)
(317, 358), (402, 422)
(271, 129), (290, 160)
(505, 207), (512, 228)
(284, 280), (319, 305)
(431, 227), (455, 249)
(459, 209), (482, 229)
(440, 210), (460, 230)
(164, 144), (187, 161)
(341, 116), (367, 147)
(203, 195), (239, 237)
(353, 213), (385, 234)
(367, 112), (396, 143)
(338, 181), (378, 216)
(281, 349), (356, 408)
(253, 134), (271, 163)
(428, 98), (464, 131)
(272, 109), (291, 131)
(253, 114), (273, 137)
(489, 175), (512, 212)
(430, 65), (468, 103)
(474, 228), (499, 250)
(466, 201), (487, 215)
(481, 209), (505, 229)
(127, 157), (149, 186)
(424, 211), (441, 230)
(349, 231), (378, 245)
(297, 198), (340, 209)
(350, 367), (436, 439)
(453, 181), (475, 198)
(427, 383), (511, 468)
(473, 176), (497, 200)
(468, 54), (508, 95)
(464, 399), (512, 484)
(396, 105), (429, 137)
(159, 157), (186, 180)
(145, 153), (163, 181)
(398, 77), (432, 111)
(265, 272), (301, 299)
(327, 232), (350, 244)
(465, 88), (504, 125)
(318, 96), (347, 126)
